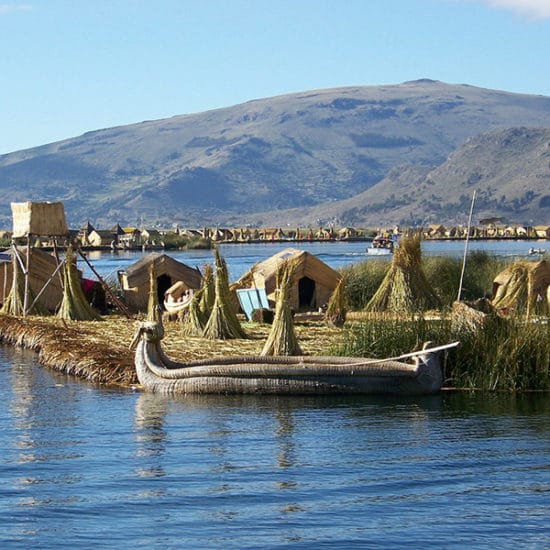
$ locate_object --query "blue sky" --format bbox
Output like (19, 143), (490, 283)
(1, 0), (549, 154)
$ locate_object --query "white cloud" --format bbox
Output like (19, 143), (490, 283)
(468, 0), (550, 19)
(0, 4), (32, 16)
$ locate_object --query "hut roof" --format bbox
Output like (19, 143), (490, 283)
(492, 260), (550, 312)
(237, 248), (340, 289)
(122, 252), (202, 288)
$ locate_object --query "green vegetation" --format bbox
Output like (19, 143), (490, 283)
(161, 233), (212, 250)
(330, 314), (549, 392)
(341, 250), (505, 309)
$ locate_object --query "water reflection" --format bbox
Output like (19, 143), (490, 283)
(133, 393), (168, 479)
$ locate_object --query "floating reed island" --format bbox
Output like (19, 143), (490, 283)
(0, 313), (346, 388)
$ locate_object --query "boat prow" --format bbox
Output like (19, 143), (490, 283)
(131, 321), (458, 396)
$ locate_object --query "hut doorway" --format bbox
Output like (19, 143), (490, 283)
(157, 274), (172, 305)
(298, 277), (316, 309)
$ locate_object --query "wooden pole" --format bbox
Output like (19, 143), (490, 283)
(23, 235), (31, 316)
(26, 258), (65, 315)
(457, 190), (476, 302)
(76, 248), (133, 318)
(52, 237), (64, 289)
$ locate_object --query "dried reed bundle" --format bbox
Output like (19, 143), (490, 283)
(57, 247), (102, 321)
(261, 258), (302, 356)
(0, 258), (25, 316)
(324, 275), (347, 327)
(180, 287), (207, 336)
(365, 234), (440, 313)
(0, 250), (48, 316)
(199, 263), (215, 317)
(146, 264), (162, 322)
(202, 248), (247, 339)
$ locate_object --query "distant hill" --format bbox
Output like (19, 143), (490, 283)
(247, 127), (550, 227)
(1, 79), (549, 228)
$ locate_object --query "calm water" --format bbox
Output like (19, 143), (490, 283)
(1, 240), (549, 548)
(0, 345), (548, 548)
(80, 238), (545, 282)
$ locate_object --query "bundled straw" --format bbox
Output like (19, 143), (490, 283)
(1, 255), (24, 316)
(365, 234), (440, 313)
(198, 263), (215, 317)
(202, 248), (247, 340)
(324, 275), (347, 327)
(261, 258), (302, 356)
(57, 246), (102, 321)
(0, 248), (48, 316)
(180, 287), (207, 335)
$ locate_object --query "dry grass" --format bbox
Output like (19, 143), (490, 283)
(0, 313), (344, 388)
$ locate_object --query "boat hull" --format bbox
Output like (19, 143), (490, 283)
(132, 322), (447, 396)
(366, 247), (393, 256)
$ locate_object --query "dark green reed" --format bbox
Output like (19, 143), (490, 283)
(331, 314), (550, 392)
(341, 251), (507, 309)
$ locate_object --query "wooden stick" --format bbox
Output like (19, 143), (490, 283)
(76, 248), (133, 319)
(457, 190), (476, 302)
(25, 259), (65, 315)
(337, 341), (460, 368)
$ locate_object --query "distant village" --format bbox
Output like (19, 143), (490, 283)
(1, 219), (549, 250)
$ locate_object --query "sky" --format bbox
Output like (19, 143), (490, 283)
(1, 0), (549, 154)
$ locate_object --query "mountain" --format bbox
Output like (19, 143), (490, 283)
(247, 127), (550, 227)
(1, 79), (550, 228)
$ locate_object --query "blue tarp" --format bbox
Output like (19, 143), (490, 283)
(236, 287), (269, 321)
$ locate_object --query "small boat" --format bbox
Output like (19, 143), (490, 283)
(366, 235), (395, 255)
(528, 247), (546, 256)
(163, 281), (195, 315)
(131, 320), (458, 395)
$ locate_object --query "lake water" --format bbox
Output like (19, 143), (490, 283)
(80, 238), (545, 282)
(1, 240), (549, 548)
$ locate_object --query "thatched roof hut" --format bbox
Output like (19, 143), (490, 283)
(234, 247), (341, 311)
(0, 247), (64, 312)
(118, 252), (202, 312)
(492, 260), (550, 315)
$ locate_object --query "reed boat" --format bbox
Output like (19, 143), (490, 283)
(131, 321), (458, 396)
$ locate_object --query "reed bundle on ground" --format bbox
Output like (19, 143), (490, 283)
(199, 263), (215, 317)
(261, 258), (302, 356)
(202, 248), (247, 340)
(324, 275), (347, 327)
(0, 248), (48, 316)
(180, 288), (207, 335)
(365, 234), (441, 313)
(57, 247), (102, 321)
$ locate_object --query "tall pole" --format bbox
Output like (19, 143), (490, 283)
(457, 190), (476, 302)
(23, 234), (31, 315)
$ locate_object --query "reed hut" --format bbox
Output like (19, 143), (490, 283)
(118, 252), (202, 313)
(492, 260), (550, 316)
(233, 248), (341, 311)
(0, 246), (64, 312)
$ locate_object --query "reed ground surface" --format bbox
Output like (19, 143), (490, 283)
(0, 314), (344, 387)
